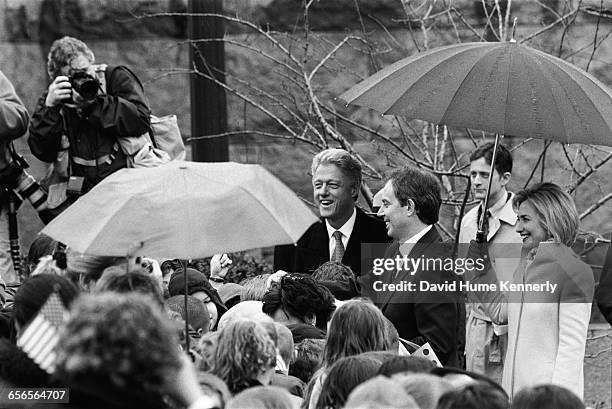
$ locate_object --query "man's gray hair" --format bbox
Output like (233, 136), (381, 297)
(311, 149), (362, 200)
(47, 36), (95, 79)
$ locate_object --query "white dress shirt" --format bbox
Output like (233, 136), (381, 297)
(325, 208), (357, 261)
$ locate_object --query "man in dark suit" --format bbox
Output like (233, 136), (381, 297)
(274, 149), (389, 276)
(371, 167), (464, 367)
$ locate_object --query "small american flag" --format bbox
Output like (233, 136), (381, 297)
(16, 291), (68, 374)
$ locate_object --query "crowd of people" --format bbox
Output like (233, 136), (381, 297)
(0, 34), (610, 408)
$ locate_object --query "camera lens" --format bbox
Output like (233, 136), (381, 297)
(69, 72), (99, 101)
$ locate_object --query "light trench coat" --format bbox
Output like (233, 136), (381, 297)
(473, 242), (594, 399)
(459, 193), (522, 383)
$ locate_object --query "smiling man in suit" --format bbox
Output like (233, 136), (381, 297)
(273, 149), (389, 277)
(374, 166), (463, 367)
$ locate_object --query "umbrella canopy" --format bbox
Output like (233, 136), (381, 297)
(41, 161), (318, 259)
(340, 41), (612, 146)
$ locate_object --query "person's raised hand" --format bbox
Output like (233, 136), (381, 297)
(45, 76), (72, 107)
(210, 253), (232, 281)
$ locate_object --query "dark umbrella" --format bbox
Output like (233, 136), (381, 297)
(340, 26), (612, 241)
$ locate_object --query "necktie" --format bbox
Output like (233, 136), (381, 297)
(332, 230), (345, 262)
(478, 206), (492, 238)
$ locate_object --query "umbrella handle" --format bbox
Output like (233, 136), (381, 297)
(183, 259), (190, 352)
(476, 134), (503, 243)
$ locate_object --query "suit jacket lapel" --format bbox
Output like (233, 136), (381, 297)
(379, 227), (441, 307)
(344, 207), (365, 264)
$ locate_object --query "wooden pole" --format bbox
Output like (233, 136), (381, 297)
(188, 0), (229, 162)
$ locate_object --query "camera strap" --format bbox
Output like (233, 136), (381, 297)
(7, 142), (28, 170)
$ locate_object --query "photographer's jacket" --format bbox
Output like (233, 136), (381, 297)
(0, 71), (29, 169)
(28, 66), (150, 189)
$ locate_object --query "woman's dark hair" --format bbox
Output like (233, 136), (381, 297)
(316, 355), (381, 409)
(323, 299), (391, 367)
(12, 274), (79, 327)
(26, 235), (59, 277)
(262, 274), (336, 330)
(511, 384), (585, 409)
(436, 382), (510, 409)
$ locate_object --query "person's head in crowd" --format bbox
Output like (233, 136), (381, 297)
(197, 372), (232, 409)
(65, 248), (123, 291)
(510, 384), (585, 409)
(469, 142), (513, 204)
(212, 319), (277, 395)
(289, 338), (326, 384)
(168, 268), (227, 330)
(25, 234), (59, 280)
(217, 300), (273, 331)
(217, 283), (243, 309)
(55, 292), (182, 407)
(430, 367), (509, 396)
(344, 375), (420, 409)
(316, 355), (382, 409)
(323, 299), (390, 368)
(312, 261), (359, 300)
(226, 386), (295, 409)
(392, 373), (454, 409)
(513, 182), (579, 252)
(378, 355), (436, 377)
(47, 36), (96, 80)
(12, 274), (79, 335)
(436, 382), (510, 409)
(311, 148), (362, 229)
(273, 323), (294, 374)
(160, 259), (182, 295)
(262, 274), (336, 331)
(95, 269), (164, 309)
(358, 350), (398, 365)
(240, 274), (271, 301)
(165, 295), (211, 337)
(196, 331), (219, 372)
(377, 166), (442, 241)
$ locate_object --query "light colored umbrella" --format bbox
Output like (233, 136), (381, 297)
(339, 38), (612, 240)
(42, 160), (318, 259)
(340, 40), (612, 146)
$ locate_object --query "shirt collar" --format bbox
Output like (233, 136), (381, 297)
(403, 224), (433, 244)
(325, 207), (357, 240)
(482, 191), (517, 226)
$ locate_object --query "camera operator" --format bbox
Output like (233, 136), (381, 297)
(29, 36), (151, 194)
(0, 70), (29, 283)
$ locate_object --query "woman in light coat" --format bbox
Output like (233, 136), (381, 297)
(470, 183), (594, 399)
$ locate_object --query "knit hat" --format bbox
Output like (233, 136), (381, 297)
(167, 268), (227, 316)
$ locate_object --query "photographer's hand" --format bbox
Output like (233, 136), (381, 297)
(45, 76), (72, 107)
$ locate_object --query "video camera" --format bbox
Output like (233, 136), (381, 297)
(68, 71), (100, 101)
